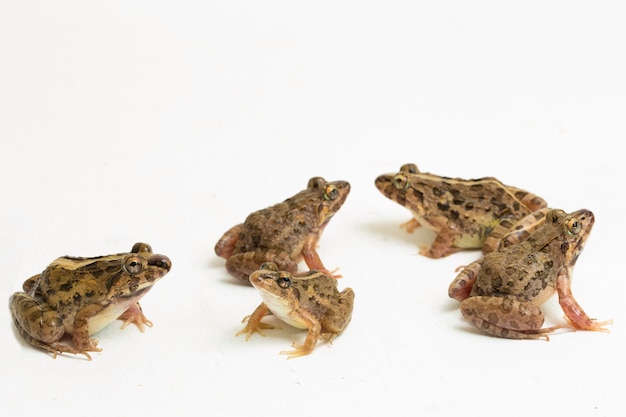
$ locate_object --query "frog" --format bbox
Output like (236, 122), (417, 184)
(448, 208), (611, 339)
(215, 176), (350, 282)
(9, 242), (172, 359)
(374, 163), (548, 258)
(236, 262), (354, 359)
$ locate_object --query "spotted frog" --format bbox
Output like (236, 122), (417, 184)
(215, 177), (350, 282)
(10, 243), (172, 359)
(236, 262), (354, 358)
(375, 163), (548, 258)
(448, 209), (611, 339)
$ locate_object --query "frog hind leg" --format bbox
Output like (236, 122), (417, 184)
(448, 260), (482, 301)
(214, 224), (243, 258)
(227, 249), (298, 282)
(320, 287), (355, 340)
(506, 186), (548, 211)
(460, 296), (555, 340)
(10, 293), (92, 360)
(483, 208), (550, 253)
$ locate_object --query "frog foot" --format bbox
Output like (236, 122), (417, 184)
(564, 316), (613, 333)
(46, 341), (96, 360)
(400, 218), (421, 233)
(324, 267), (342, 279)
(236, 317), (275, 340)
(280, 341), (314, 359)
(318, 332), (340, 346)
(516, 319), (611, 340)
(119, 303), (153, 332)
(524, 323), (578, 341)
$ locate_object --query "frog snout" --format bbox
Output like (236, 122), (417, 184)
(149, 255), (172, 272)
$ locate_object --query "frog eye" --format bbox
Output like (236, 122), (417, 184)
(324, 185), (340, 201)
(307, 177), (326, 189)
(124, 256), (144, 274)
(131, 242), (152, 254)
(276, 273), (292, 289)
(392, 174), (409, 190)
(260, 262), (279, 272)
(566, 218), (582, 235)
(400, 163), (419, 174)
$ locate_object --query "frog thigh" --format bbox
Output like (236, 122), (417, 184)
(10, 292), (65, 345)
(214, 223), (243, 258)
(460, 296), (546, 339)
(323, 288), (355, 334)
(22, 274), (42, 293)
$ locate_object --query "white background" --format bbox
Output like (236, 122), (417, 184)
(1, 1), (625, 416)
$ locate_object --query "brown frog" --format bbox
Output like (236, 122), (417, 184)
(236, 262), (354, 358)
(215, 177), (350, 282)
(375, 163), (548, 258)
(10, 243), (172, 359)
(448, 209), (611, 339)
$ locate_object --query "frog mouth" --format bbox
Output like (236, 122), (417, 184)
(120, 286), (152, 300)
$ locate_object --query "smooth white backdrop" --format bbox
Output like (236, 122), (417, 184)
(2, 1), (625, 416)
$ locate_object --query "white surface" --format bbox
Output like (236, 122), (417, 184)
(1, 1), (625, 416)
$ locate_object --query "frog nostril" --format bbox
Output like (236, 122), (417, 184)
(150, 255), (172, 271)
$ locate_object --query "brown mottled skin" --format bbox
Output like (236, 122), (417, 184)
(215, 177), (350, 282)
(10, 243), (171, 359)
(237, 262), (354, 358)
(374, 163), (547, 258)
(448, 209), (611, 339)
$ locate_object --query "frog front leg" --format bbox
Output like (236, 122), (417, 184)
(118, 302), (153, 332)
(72, 304), (112, 354)
(556, 267), (612, 332)
(302, 232), (340, 278)
(420, 216), (461, 258)
(459, 296), (552, 340)
(280, 308), (323, 359)
(236, 303), (276, 340)
(10, 292), (92, 359)
(400, 217), (421, 233)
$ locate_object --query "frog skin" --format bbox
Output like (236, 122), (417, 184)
(236, 262), (354, 359)
(215, 177), (350, 282)
(374, 163), (548, 258)
(448, 209), (611, 339)
(10, 242), (172, 359)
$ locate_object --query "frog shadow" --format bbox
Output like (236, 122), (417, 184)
(8, 324), (92, 361)
(208, 256), (253, 287)
(234, 316), (317, 348)
(362, 218), (436, 248)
